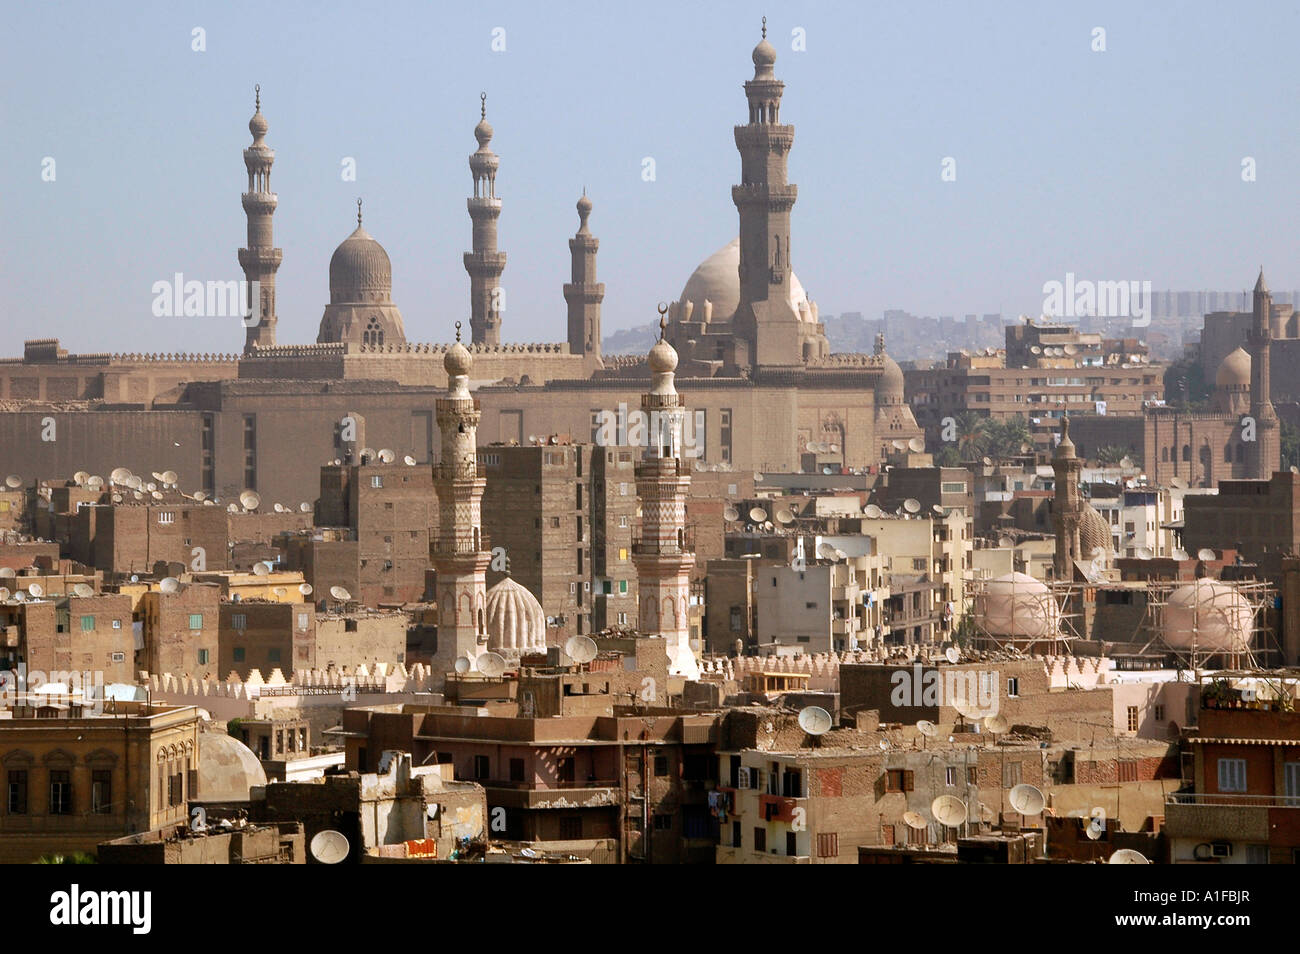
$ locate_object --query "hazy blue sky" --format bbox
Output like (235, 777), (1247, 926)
(4, 0), (1299, 354)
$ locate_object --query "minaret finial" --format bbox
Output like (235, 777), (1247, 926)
(480, 91), (487, 120)
(657, 302), (668, 338)
(255, 84), (260, 110)
(762, 16), (767, 39)
(455, 320), (463, 343)
(356, 197), (362, 227)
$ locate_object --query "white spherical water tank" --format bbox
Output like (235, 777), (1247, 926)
(975, 572), (1061, 638)
(1163, 579), (1253, 651)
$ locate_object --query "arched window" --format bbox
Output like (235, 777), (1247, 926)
(1224, 443), (1232, 463)
(1236, 443), (1245, 463)
(1182, 444), (1191, 462)
(363, 316), (384, 348)
(1161, 447), (1169, 463)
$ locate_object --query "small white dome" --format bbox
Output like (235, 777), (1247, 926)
(677, 238), (810, 325)
(1163, 579), (1253, 651)
(975, 572), (1061, 639)
(486, 577), (546, 653)
(196, 732), (267, 803)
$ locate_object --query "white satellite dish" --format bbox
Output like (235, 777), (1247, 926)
(932, 503), (945, 515)
(1030, 345), (1042, 355)
(72, 582), (94, 598)
(86, 476), (104, 490)
(273, 502), (285, 513)
(903, 498), (921, 514)
(239, 490), (260, 510)
(476, 652), (507, 678)
(378, 449), (395, 464)
(1136, 546), (1153, 560)
(864, 504), (882, 519)
(916, 720), (938, 738)
(892, 440), (907, 451)
(159, 577), (181, 594)
(931, 795), (968, 828)
(126, 475), (142, 490)
(193, 490), (207, 501)
(1108, 849), (1150, 864)
(310, 829), (350, 864)
(908, 437), (926, 453)
(749, 506), (768, 523)
(298, 583), (313, 596)
(360, 447), (376, 463)
(903, 811), (928, 831)
(25, 583), (43, 598)
(12, 592), (25, 603)
(227, 502), (238, 512)
(754, 472), (764, 482)
(145, 481), (157, 492)
(404, 455), (416, 466)
(161, 470), (178, 485)
(723, 506), (740, 522)
(829, 443), (840, 453)
(252, 562), (270, 577)
(329, 586), (352, 602)
(564, 635), (598, 664)
(300, 501), (312, 512)
(74, 471), (91, 486)
(775, 509), (794, 525)
(112, 493), (123, 504)
(0, 568), (14, 579)
(130, 575), (139, 583)
(1009, 783), (1046, 815)
(273, 586), (287, 598)
(984, 713), (1009, 734)
(150, 490), (163, 501)
(1196, 548), (1216, 561)
(4, 475), (21, 489)
(944, 646), (960, 664)
(797, 706), (833, 736)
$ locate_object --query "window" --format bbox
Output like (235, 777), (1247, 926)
(654, 814), (673, 831)
(473, 755), (490, 780)
(654, 755), (668, 776)
(297, 613), (309, 630)
(188, 613), (203, 630)
(110, 652), (125, 663)
(786, 831), (798, 856)
(1154, 704), (1165, 722)
(1217, 758), (1247, 793)
(945, 766), (956, 786)
(49, 771), (71, 815)
(1126, 706), (1139, 731)
(91, 770), (111, 814)
(509, 758), (525, 783)
(559, 816), (583, 840)
(197, 649), (209, 665)
(753, 827), (767, 853)
(80, 615), (95, 632)
(1285, 763), (1300, 806)
(884, 769), (914, 792)
(967, 766), (978, 785)
(7, 770), (27, 814)
(233, 647), (245, 662)
(111, 619), (121, 629)
(816, 832), (839, 858)
(268, 648), (281, 662)
(158, 511), (175, 525)
(232, 613), (247, 630)
(1006, 677), (1019, 698)
(370, 475), (383, 489)
(1245, 844), (1269, 864)
(1002, 761), (1023, 789)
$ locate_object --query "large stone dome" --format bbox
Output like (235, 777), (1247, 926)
(974, 572), (1061, 639)
(1163, 579), (1253, 651)
(196, 731), (267, 803)
(677, 238), (809, 324)
(329, 225), (392, 304)
(876, 353), (905, 405)
(485, 577), (546, 653)
(1215, 346), (1251, 390)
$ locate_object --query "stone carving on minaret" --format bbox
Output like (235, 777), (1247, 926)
(238, 85), (283, 352)
(465, 93), (506, 346)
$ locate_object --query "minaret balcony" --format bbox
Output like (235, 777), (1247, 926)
(631, 526), (695, 555)
(238, 247), (284, 268)
(466, 196), (503, 212)
(241, 192), (279, 213)
(463, 251), (507, 269)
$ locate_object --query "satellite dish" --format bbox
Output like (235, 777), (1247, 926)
(227, 502), (238, 512)
(476, 652), (507, 678)
(453, 656), (472, 674)
(72, 583), (94, 598)
(130, 575), (139, 583)
(944, 646), (960, 664)
(1108, 849), (1150, 864)
(3, 475), (20, 489)
(0, 588), (9, 602)
(12, 592), (25, 603)
(1136, 546), (1153, 560)
(1009, 783), (1046, 815)
(878, 738), (889, 751)
(0, 568), (14, 579)
(723, 507), (740, 522)
(298, 583), (313, 596)
(908, 437), (926, 453)
(892, 440), (907, 451)
(74, 471), (91, 486)
(111, 493), (123, 504)
(564, 635), (598, 664)
(775, 509), (794, 525)
(916, 720), (938, 738)
(193, 490), (207, 501)
(299, 501), (312, 513)
(273, 586), (287, 598)
(86, 476), (104, 490)
(822, 466), (833, 475)
(150, 490), (163, 501)
(310, 830), (350, 865)
(161, 470), (178, 485)
(151, 471), (166, 482)
(1196, 548), (1216, 561)
(903, 498), (921, 514)
(984, 713), (1009, 734)
(159, 577), (180, 594)
(329, 586), (352, 602)
(145, 481), (157, 492)
(817, 543), (837, 561)
(829, 443), (840, 453)
(252, 562), (270, 577)
(932, 503), (945, 514)
(903, 811), (928, 831)
(125, 475), (142, 490)
(239, 491), (260, 510)
(1064, 343), (1077, 355)
(404, 455), (416, 466)
(982, 456), (993, 466)
(25, 583), (43, 598)
(360, 447), (376, 463)
(797, 706), (833, 736)
(1030, 345), (1042, 354)
(864, 504), (882, 519)
(378, 449), (395, 463)
(749, 507), (768, 522)
(754, 473), (764, 482)
(931, 795), (968, 828)
(273, 503), (285, 513)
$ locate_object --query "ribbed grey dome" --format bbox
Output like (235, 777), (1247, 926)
(329, 226), (392, 303)
(485, 577), (546, 653)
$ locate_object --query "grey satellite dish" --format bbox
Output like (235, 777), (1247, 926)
(903, 498), (921, 514)
(797, 706), (833, 736)
(252, 562), (271, 577)
(453, 656), (472, 674)
(944, 646), (960, 664)
(476, 652), (507, 678)
(4, 475), (20, 489)
(931, 795), (968, 828)
(310, 829), (350, 864)
(903, 811), (928, 831)
(159, 577), (180, 594)
(916, 720), (938, 738)
(984, 713), (1009, 734)
(1196, 548), (1216, 561)
(72, 583), (94, 598)
(329, 586), (352, 602)
(723, 506), (740, 522)
(298, 583), (313, 596)
(1108, 849), (1149, 864)
(1009, 783), (1046, 815)
(749, 506), (768, 523)
(775, 509), (794, 525)
(564, 635), (598, 664)
(908, 437), (926, 453)
(864, 504), (882, 518)
(378, 449), (395, 464)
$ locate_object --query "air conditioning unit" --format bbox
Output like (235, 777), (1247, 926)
(1211, 841), (1233, 858)
(737, 767), (751, 789)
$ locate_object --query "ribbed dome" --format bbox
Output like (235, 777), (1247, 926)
(1216, 347), (1251, 389)
(1079, 505), (1113, 558)
(196, 732), (267, 803)
(329, 225), (392, 303)
(485, 577), (546, 653)
(677, 238), (808, 324)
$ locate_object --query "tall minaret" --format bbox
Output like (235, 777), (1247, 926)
(431, 322), (491, 675)
(1248, 267), (1280, 480)
(1051, 415), (1084, 581)
(632, 307), (699, 679)
(464, 93), (506, 346)
(732, 18), (800, 367)
(563, 190), (604, 369)
(238, 85), (282, 352)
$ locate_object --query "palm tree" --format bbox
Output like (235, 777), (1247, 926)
(984, 416), (1032, 460)
(951, 411), (988, 460)
(1096, 445), (1131, 466)
(35, 852), (96, 864)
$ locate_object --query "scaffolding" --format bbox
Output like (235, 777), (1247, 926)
(1127, 578), (1278, 672)
(961, 573), (1088, 655)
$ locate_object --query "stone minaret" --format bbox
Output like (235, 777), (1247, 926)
(632, 308), (699, 679)
(1051, 416), (1084, 581)
(564, 191), (604, 370)
(732, 19), (800, 368)
(431, 323), (490, 674)
(1248, 268), (1280, 480)
(238, 85), (282, 352)
(464, 93), (506, 347)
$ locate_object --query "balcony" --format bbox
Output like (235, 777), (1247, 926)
(480, 778), (621, 811)
(631, 525), (695, 556)
(1164, 792), (1298, 843)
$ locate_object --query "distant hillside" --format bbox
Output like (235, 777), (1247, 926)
(603, 322), (660, 356)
